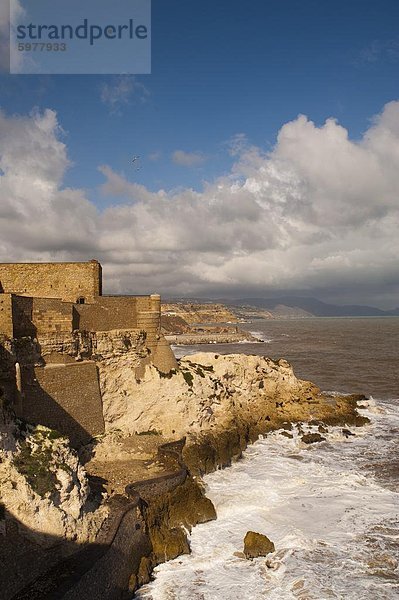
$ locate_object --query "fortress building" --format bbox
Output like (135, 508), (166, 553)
(0, 260), (177, 445)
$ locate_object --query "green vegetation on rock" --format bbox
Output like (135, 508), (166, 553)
(182, 370), (194, 387)
(158, 368), (177, 379)
(13, 442), (56, 497)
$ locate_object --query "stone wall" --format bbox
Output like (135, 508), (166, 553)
(7, 295), (159, 338)
(12, 296), (35, 338)
(9, 296), (76, 338)
(20, 362), (105, 446)
(0, 260), (101, 303)
(0, 294), (13, 338)
(6, 328), (177, 445)
(32, 298), (74, 336)
(76, 296), (141, 332)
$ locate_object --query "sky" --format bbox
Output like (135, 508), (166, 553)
(0, 0), (399, 308)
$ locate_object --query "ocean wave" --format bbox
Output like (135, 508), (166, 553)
(137, 400), (399, 600)
(249, 331), (273, 343)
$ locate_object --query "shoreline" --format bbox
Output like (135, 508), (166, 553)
(165, 331), (262, 345)
(1, 353), (370, 599)
(103, 352), (370, 598)
(132, 387), (369, 597)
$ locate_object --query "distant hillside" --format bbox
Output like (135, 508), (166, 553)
(228, 297), (399, 317)
(164, 296), (399, 319)
(162, 302), (238, 324)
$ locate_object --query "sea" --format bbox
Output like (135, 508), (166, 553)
(137, 317), (399, 600)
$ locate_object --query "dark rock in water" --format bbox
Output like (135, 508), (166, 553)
(318, 425), (328, 434)
(287, 454), (304, 461)
(301, 433), (326, 444)
(244, 531), (275, 559)
(281, 422), (292, 431)
(342, 428), (355, 437)
(354, 415), (370, 427)
(280, 431), (293, 439)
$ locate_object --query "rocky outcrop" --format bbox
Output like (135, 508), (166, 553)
(161, 303), (257, 344)
(162, 302), (238, 325)
(165, 328), (259, 345)
(0, 344), (369, 598)
(243, 531), (275, 559)
(301, 432), (326, 444)
(0, 403), (112, 598)
(0, 417), (216, 599)
(0, 421), (108, 546)
(128, 475), (216, 593)
(98, 352), (367, 475)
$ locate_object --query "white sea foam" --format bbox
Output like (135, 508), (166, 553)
(137, 399), (399, 599)
(248, 331), (273, 343)
(171, 345), (200, 359)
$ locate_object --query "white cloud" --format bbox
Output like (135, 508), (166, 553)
(172, 150), (206, 167)
(100, 76), (149, 114)
(1, 102), (399, 306)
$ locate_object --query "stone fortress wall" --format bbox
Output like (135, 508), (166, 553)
(0, 259), (102, 303)
(0, 260), (177, 445)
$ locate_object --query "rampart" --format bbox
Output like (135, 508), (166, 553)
(22, 362), (105, 446)
(0, 293), (13, 338)
(0, 294), (162, 340)
(0, 260), (177, 446)
(0, 260), (102, 303)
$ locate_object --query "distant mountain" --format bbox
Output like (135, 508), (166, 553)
(224, 297), (399, 317)
(164, 295), (399, 318)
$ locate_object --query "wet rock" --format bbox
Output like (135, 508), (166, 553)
(318, 425), (328, 434)
(301, 433), (326, 444)
(137, 556), (152, 586)
(281, 422), (292, 431)
(342, 428), (355, 437)
(243, 531), (275, 559)
(280, 431), (293, 439)
(367, 553), (398, 571)
(354, 415), (370, 427)
(145, 477), (216, 564)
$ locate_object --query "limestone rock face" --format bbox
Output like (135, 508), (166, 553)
(243, 531), (275, 559)
(99, 352), (319, 438)
(161, 303), (237, 325)
(97, 351), (365, 476)
(0, 422), (108, 547)
(0, 404), (17, 455)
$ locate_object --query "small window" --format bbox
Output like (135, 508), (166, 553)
(76, 297), (85, 304)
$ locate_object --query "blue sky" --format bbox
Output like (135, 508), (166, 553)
(3, 0), (399, 196)
(1, 0), (399, 305)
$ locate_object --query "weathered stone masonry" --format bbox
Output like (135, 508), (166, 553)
(0, 259), (102, 303)
(0, 260), (177, 445)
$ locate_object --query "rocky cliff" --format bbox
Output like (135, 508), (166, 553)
(0, 342), (367, 598)
(162, 302), (238, 324)
(99, 352), (367, 473)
